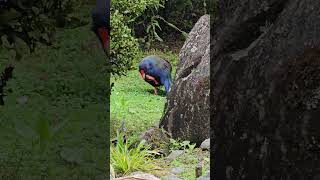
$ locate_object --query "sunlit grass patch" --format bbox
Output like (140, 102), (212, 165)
(110, 49), (178, 138)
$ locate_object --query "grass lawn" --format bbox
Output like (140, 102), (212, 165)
(110, 50), (178, 138)
(0, 11), (108, 178)
(0, 4), (209, 179)
(110, 50), (210, 180)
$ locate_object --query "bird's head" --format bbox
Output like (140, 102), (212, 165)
(93, 27), (109, 53)
(91, 0), (110, 54)
(139, 69), (146, 79)
(138, 60), (152, 80)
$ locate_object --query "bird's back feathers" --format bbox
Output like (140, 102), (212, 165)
(139, 55), (172, 94)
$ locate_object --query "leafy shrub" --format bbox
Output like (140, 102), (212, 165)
(112, 0), (165, 22)
(134, 0), (216, 45)
(0, 0), (84, 86)
(110, 0), (165, 76)
(133, 0), (188, 49)
(160, 0), (214, 31)
(109, 11), (140, 76)
(0, 0), (80, 54)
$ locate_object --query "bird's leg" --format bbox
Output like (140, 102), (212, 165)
(154, 87), (158, 95)
(145, 74), (159, 85)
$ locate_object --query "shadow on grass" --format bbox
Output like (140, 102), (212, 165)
(146, 89), (166, 97)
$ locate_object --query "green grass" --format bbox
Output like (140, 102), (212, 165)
(0, 4), (209, 178)
(0, 15), (181, 179)
(109, 44), (212, 180)
(110, 50), (178, 138)
(109, 49), (212, 180)
(170, 149), (210, 180)
(0, 22), (209, 179)
(0, 6), (108, 178)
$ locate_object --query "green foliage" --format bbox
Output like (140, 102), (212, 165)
(0, 0), (87, 84)
(109, 11), (140, 76)
(35, 117), (50, 150)
(169, 138), (196, 153)
(135, 0), (216, 46)
(112, 0), (165, 22)
(0, 0), (81, 54)
(170, 148), (210, 180)
(140, 14), (188, 49)
(13, 114), (67, 153)
(110, 68), (166, 137)
(110, 0), (166, 76)
(160, 0), (212, 30)
(0, 20), (107, 178)
(146, 15), (164, 43)
(110, 132), (155, 176)
(110, 50), (178, 138)
(133, 0), (192, 49)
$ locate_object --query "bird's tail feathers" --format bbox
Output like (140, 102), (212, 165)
(164, 79), (171, 94)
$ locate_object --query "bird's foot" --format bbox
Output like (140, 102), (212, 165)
(154, 87), (158, 95)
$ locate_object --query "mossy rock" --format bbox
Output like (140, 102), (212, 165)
(139, 127), (171, 156)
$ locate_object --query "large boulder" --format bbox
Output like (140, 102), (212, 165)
(159, 15), (210, 145)
(212, 0), (320, 179)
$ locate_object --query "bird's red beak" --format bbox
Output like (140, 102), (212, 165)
(97, 27), (109, 51)
(140, 70), (145, 79)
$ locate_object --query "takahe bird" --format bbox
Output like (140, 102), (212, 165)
(91, 0), (110, 54)
(138, 55), (172, 95)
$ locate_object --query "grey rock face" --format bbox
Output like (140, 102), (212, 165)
(212, 0), (320, 179)
(170, 167), (185, 174)
(200, 138), (210, 150)
(160, 15), (210, 145)
(139, 127), (171, 151)
(161, 175), (182, 180)
(115, 172), (160, 180)
(165, 150), (184, 161)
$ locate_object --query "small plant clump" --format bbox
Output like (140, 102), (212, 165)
(169, 138), (196, 153)
(110, 132), (157, 176)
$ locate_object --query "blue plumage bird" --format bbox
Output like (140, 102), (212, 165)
(138, 55), (172, 95)
(91, 0), (109, 53)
